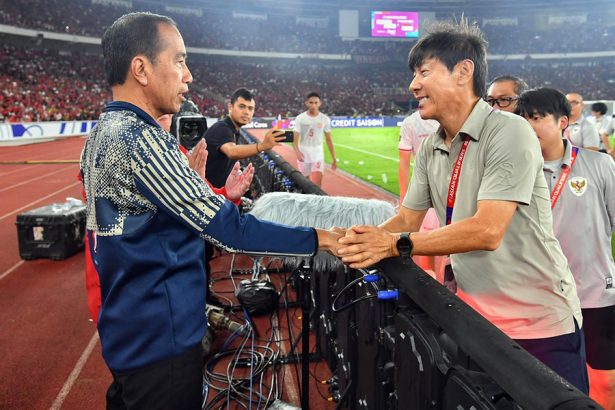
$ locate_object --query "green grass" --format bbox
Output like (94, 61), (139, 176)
(324, 127), (402, 195)
(325, 126), (615, 257)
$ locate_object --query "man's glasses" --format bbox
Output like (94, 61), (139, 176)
(484, 96), (518, 108)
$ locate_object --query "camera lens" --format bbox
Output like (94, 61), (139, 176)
(181, 123), (199, 140)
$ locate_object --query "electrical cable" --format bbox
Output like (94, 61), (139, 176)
(277, 269), (289, 400)
(332, 294), (378, 313)
(262, 313), (279, 407)
(203, 306), (280, 408)
(284, 277), (302, 406)
(309, 345), (330, 401)
(204, 256), (334, 409)
(335, 380), (353, 410)
(246, 308), (255, 410)
(330, 275), (370, 313)
(229, 253), (238, 291)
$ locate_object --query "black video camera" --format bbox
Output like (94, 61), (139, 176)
(174, 115), (208, 150)
(171, 99), (208, 150)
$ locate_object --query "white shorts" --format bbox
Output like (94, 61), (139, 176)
(297, 158), (324, 175)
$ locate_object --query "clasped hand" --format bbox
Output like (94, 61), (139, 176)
(336, 225), (397, 269)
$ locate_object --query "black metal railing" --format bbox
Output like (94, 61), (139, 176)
(238, 129), (326, 197)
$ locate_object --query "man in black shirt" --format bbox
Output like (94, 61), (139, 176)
(205, 88), (284, 187)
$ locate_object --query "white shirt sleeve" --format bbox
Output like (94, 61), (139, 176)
(323, 115), (331, 133)
(604, 118), (615, 136)
(399, 116), (415, 151)
(292, 114), (303, 132)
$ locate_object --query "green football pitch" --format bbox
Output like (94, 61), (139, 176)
(324, 127), (403, 195)
(323, 127), (615, 256)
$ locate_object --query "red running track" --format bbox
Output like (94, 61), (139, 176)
(0, 137), (109, 410)
(0, 135), (397, 409)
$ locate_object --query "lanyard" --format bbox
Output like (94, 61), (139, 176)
(550, 145), (579, 209)
(445, 138), (470, 225)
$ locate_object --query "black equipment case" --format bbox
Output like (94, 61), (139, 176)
(16, 200), (86, 260)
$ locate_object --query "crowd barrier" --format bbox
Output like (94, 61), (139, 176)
(0, 116), (405, 143)
(0, 120), (97, 141)
(242, 116), (405, 130)
(238, 129), (326, 197)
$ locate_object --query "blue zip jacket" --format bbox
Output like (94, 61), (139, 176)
(81, 102), (316, 372)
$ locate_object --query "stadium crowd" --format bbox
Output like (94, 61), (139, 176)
(1, 1), (615, 122)
(1, 0), (614, 56)
(0, 46), (108, 122)
(2, 42), (615, 123)
(0, 45), (407, 121)
(482, 21), (615, 54)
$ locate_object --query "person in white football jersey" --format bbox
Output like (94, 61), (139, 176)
(398, 110), (440, 200)
(293, 92), (337, 187)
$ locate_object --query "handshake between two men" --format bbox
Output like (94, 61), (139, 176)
(318, 225), (407, 270)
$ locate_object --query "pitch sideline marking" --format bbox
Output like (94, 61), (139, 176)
(50, 331), (99, 410)
(0, 165), (74, 193)
(0, 181), (81, 221)
(0, 164), (43, 178)
(0, 260), (24, 282)
(334, 143), (399, 162)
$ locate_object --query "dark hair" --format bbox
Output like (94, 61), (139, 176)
(488, 75), (528, 96)
(306, 92), (321, 100)
(591, 102), (608, 115)
(408, 19), (488, 98)
(515, 88), (571, 120)
(230, 88), (254, 104)
(102, 12), (177, 87)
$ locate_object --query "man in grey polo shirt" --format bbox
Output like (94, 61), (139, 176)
(565, 92), (600, 151)
(517, 88), (615, 408)
(337, 20), (588, 393)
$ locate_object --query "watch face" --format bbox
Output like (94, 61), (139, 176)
(397, 235), (411, 254)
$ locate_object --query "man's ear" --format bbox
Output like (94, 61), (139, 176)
(559, 115), (569, 131)
(455, 59), (475, 88)
(131, 55), (149, 86)
(227, 102), (233, 113)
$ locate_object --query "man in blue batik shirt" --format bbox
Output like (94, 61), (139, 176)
(80, 12), (340, 410)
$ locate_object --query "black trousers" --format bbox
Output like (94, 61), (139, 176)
(106, 345), (203, 410)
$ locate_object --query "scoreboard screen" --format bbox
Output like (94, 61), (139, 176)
(371, 11), (419, 38)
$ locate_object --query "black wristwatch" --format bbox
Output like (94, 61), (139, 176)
(396, 232), (413, 264)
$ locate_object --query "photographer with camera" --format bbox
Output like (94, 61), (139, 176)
(204, 88), (286, 188)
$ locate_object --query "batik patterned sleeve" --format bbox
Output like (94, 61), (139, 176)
(131, 127), (316, 255)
